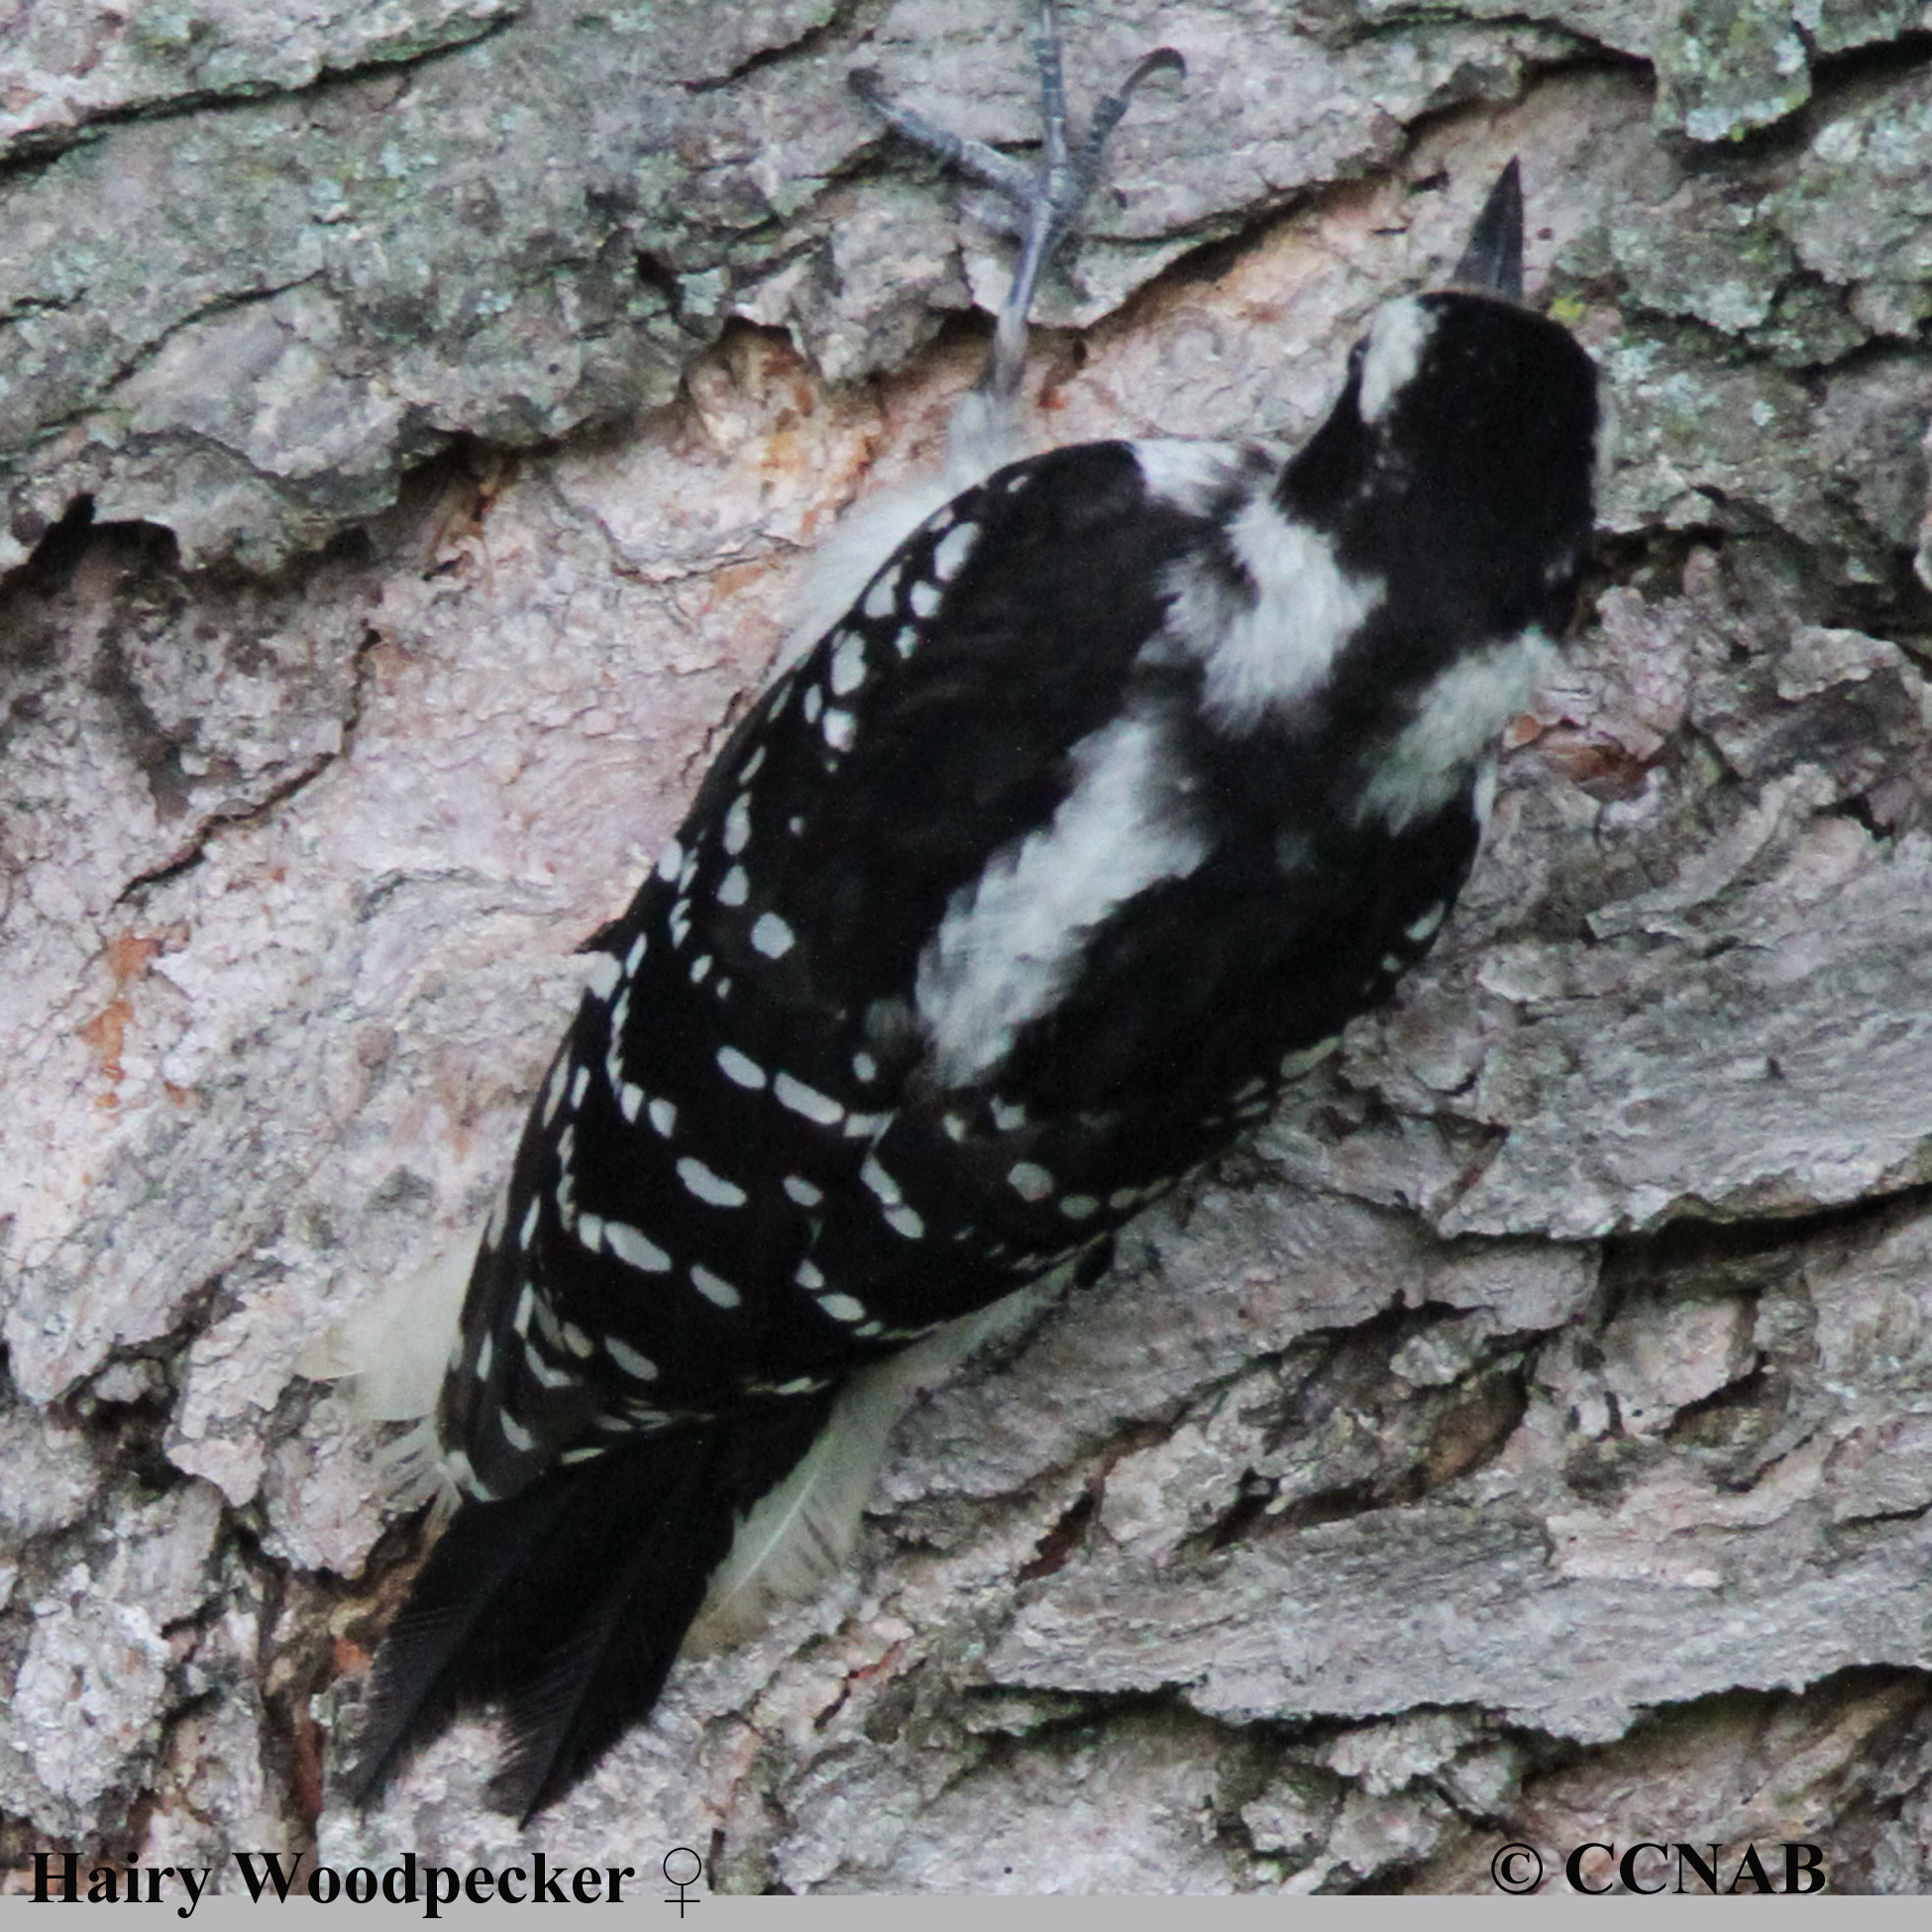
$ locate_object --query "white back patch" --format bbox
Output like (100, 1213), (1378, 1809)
(1359, 297), (1435, 422)
(1131, 439), (1258, 515)
(915, 711), (1208, 1085)
(1168, 494), (1382, 726)
(1357, 630), (1556, 830)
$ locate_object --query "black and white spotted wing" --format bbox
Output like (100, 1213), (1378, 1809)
(440, 442), (1216, 1499)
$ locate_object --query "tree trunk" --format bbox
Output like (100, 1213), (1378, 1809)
(4, 0), (1932, 1895)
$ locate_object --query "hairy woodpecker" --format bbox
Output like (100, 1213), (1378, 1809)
(341, 2), (1603, 1821)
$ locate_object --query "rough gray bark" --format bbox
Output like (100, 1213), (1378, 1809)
(5, 0), (1932, 1896)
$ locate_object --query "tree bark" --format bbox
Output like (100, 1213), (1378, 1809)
(4, 0), (1932, 1895)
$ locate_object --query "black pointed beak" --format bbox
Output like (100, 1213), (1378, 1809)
(1450, 159), (1524, 302)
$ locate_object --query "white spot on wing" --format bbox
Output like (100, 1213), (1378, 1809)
(822, 709), (856, 752)
(527, 1346), (577, 1390)
(830, 633), (866, 696)
(648, 1098), (678, 1136)
(1279, 1037), (1341, 1080)
(692, 1265), (741, 1308)
(656, 838), (683, 883)
(1406, 903), (1448, 943)
(606, 1336), (658, 1380)
(784, 1174), (823, 1208)
(604, 1221), (671, 1272)
(678, 1155), (748, 1209)
(717, 1045), (767, 1089)
(718, 866), (749, 907)
(916, 712), (1208, 1084)
(775, 1072), (844, 1127)
(1008, 1161), (1054, 1202)
(586, 953), (622, 1000)
(863, 567), (900, 619)
(751, 912), (795, 958)
(931, 521), (977, 581)
(909, 580), (941, 617)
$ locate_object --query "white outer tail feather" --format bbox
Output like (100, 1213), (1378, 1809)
(300, 1230), (483, 1513)
(686, 1277), (1061, 1654)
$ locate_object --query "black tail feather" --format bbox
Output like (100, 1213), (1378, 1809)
(344, 1395), (839, 1820)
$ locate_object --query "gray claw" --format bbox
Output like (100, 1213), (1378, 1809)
(852, 3), (1185, 402)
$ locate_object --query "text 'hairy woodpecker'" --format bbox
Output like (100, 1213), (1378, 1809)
(341, 3), (1603, 1823)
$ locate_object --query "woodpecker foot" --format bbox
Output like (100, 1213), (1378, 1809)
(852, 0), (1183, 400)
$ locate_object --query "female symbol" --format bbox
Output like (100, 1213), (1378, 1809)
(662, 1848), (703, 1917)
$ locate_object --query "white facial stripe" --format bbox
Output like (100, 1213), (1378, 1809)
(1359, 297), (1435, 422)
(1356, 629), (1556, 830)
(915, 712), (1209, 1085)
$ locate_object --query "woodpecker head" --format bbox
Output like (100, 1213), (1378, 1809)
(1278, 161), (1602, 659)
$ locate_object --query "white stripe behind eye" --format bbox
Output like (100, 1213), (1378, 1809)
(915, 711), (1208, 1086)
(1358, 297), (1435, 422)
